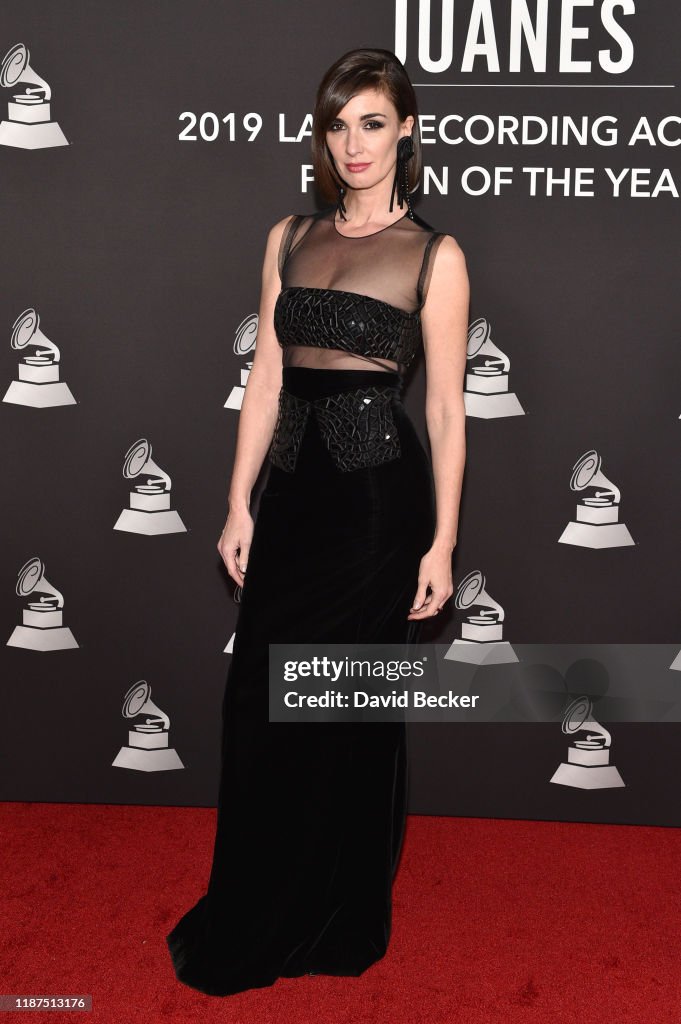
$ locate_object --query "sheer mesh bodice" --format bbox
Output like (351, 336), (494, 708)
(274, 206), (446, 373)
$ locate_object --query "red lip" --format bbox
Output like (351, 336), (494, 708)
(346, 163), (371, 172)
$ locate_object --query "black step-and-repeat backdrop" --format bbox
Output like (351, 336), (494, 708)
(1, 3), (679, 825)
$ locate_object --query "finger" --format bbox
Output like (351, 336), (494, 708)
(410, 583), (431, 611)
(409, 591), (448, 619)
(408, 598), (436, 619)
(237, 543), (250, 574)
(222, 546), (246, 587)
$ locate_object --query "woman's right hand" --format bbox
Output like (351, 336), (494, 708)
(217, 508), (254, 587)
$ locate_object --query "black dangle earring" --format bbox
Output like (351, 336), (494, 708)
(336, 184), (348, 221)
(389, 134), (415, 219)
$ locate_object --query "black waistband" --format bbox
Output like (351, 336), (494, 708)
(282, 366), (403, 401)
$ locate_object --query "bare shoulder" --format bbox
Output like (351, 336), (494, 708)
(434, 232), (467, 267)
(421, 232), (469, 319)
(267, 213), (298, 249)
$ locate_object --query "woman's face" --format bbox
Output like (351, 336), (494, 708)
(325, 86), (414, 194)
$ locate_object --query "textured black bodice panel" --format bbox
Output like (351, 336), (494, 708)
(275, 207), (446, 373)
(268, 380), (402, 473)
(273, 286), (422, 370)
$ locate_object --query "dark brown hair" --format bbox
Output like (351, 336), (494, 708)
(311, 48), (422, 205)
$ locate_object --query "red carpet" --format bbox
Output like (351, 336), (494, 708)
(2, 802), (680, 1023)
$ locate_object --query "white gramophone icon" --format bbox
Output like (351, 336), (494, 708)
(112, 680), (184, 772)
(0, 44), (68, 149)
(3, 308), (76, 407)
(7, 556), (78, 651)
(114, 438), (187, 535)
(550, 695), (625, 789)
(558, 449), (634, 549)
(445, 569), (518, 664)
(463, 318), (524, 419)
(224, 312), (258, 411)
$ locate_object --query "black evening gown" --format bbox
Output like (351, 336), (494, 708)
(166, 207), (445, 996)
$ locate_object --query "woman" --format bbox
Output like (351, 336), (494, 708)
(166, 47), (468, 996)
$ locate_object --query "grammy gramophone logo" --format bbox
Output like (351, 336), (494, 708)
(224, 312), (258, 411)
(463, 318), (524, 419)
(558, 449), (635, 549)
(3, 308), (76, 407)
(113, 438), (187, 535)
(7, 556), (78, 651)
(111, 680), (184, 772)
(445, 569), (517, 665)
(550, 695), (625, 789)
(0, 44), (68, 149)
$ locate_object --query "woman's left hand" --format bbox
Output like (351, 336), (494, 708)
(408, 543), (454, 620)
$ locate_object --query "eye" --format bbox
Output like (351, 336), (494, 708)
(328, 120), (386, 132)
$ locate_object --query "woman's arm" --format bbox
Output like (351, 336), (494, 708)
(408, 234), (469, 619)
(217, 215), (293, 584)
(422, 234), (469, 551)
(226, 215), (292, 512)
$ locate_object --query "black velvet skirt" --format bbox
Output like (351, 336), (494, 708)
(166, 367), (436, 996)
